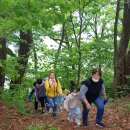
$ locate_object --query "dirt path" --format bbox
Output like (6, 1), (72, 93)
(0, 99), (130, 130)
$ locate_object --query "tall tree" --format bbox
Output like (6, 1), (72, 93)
(11, 30), (33, 85)
(0, 38), (6, 87)
(113, 0), (121, 97)
(116, 0), (130, 86)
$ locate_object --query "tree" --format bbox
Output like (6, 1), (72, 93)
(113, 0), (121, 97)
(0, 38), (6, 87)
(10, 30), (33, 85)
(116, 0), (130, 86)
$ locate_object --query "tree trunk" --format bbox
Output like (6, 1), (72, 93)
(124, 49), (130, 85)
(54, 23), (65, 69)
(77, 4), (83, 85)
(33, 47), (38, 71)
(112, 0), (121, 97)
(0, 38), (6, 87)
(11, 30), (33, 85)
(116, 0), (130, 86)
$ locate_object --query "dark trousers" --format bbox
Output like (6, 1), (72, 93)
(34, 98), (38, 110)
(39, 97), (46, 108)
(34, 97), (48, 110)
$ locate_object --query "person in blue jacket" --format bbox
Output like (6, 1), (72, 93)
(27, 81), (39, 110)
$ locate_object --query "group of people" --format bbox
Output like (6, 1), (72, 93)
(28, 71), (67, 116)
(27, 68), (108, 128)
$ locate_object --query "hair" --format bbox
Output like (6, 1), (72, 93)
(37, 78), (43, 85)
(69, 80), (78, 92)
(70, 86), (77, 92)
(33, 82), (37, 86)
(48, 71), (58, 83)
(77, 87), (80, 92)
(48, 71), (55, 78)
(92, 68), (102, 76)
(62, 87), (65, 91)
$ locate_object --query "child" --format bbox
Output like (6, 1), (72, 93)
(64, 85), (81, 126)
(35, 78), (46, 114)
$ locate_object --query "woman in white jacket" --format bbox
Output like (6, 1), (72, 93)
(64, 85), (81, 126)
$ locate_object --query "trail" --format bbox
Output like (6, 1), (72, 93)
(0, 98), (130, 130)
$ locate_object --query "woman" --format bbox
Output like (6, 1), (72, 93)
(45, 71), (62, 117)
(79, 68), (108, 128)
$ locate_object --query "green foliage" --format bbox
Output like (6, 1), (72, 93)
(25, 124), (57, 130)
(0, 0), (124, 97)
(1, 85), (28, 115)
(115, 85), (130, 97)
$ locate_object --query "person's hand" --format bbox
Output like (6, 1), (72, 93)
(86, 103), (91, 110)
(64, 107), (69, 112)
(104, 98), (109, 105)
(52, 79), (56, 83)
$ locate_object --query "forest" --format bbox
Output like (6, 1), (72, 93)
(0, 0), (130, 130)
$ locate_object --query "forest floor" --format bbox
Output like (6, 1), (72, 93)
(0, 97), (130, 130)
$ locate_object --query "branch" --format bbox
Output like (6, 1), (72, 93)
(3, 23), (26, 39)
(50, 37), (68, 44)
(94, 14), (98, 38)
(57, 23), (65, 53)
(3, 26), (18, 39)
(70, 13), (78, 44)
(101, 19), (111, 37)
(49, 37), (66, 48)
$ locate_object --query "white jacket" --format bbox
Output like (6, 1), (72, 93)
(64, 93), (80, 111)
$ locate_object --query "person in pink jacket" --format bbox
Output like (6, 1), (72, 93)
(64, 85), (81, 126)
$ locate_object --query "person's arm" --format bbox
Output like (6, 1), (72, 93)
(27, 88), (35, 100)
(45, 80), (50, 94)
(79, 84), (91, 110)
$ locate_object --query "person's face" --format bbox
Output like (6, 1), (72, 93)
(49, 73), (55, 79)
(92, 72), (100, 80)
(73, 89), (77, 93)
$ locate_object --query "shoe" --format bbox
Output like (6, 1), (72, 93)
(82, 121), (88, 126)
(75, 119), (81, 126)
(49, 108), (53, 114)
(67, 116), (73, 123)
(59, 106), (62, 111)
(96, 122), (105, 128)
(45, 103), (49, 111)
(52, 111), (56, 117)
(42, 108), (45, 114)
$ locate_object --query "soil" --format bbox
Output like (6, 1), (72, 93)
(0, 98), (130, 130)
